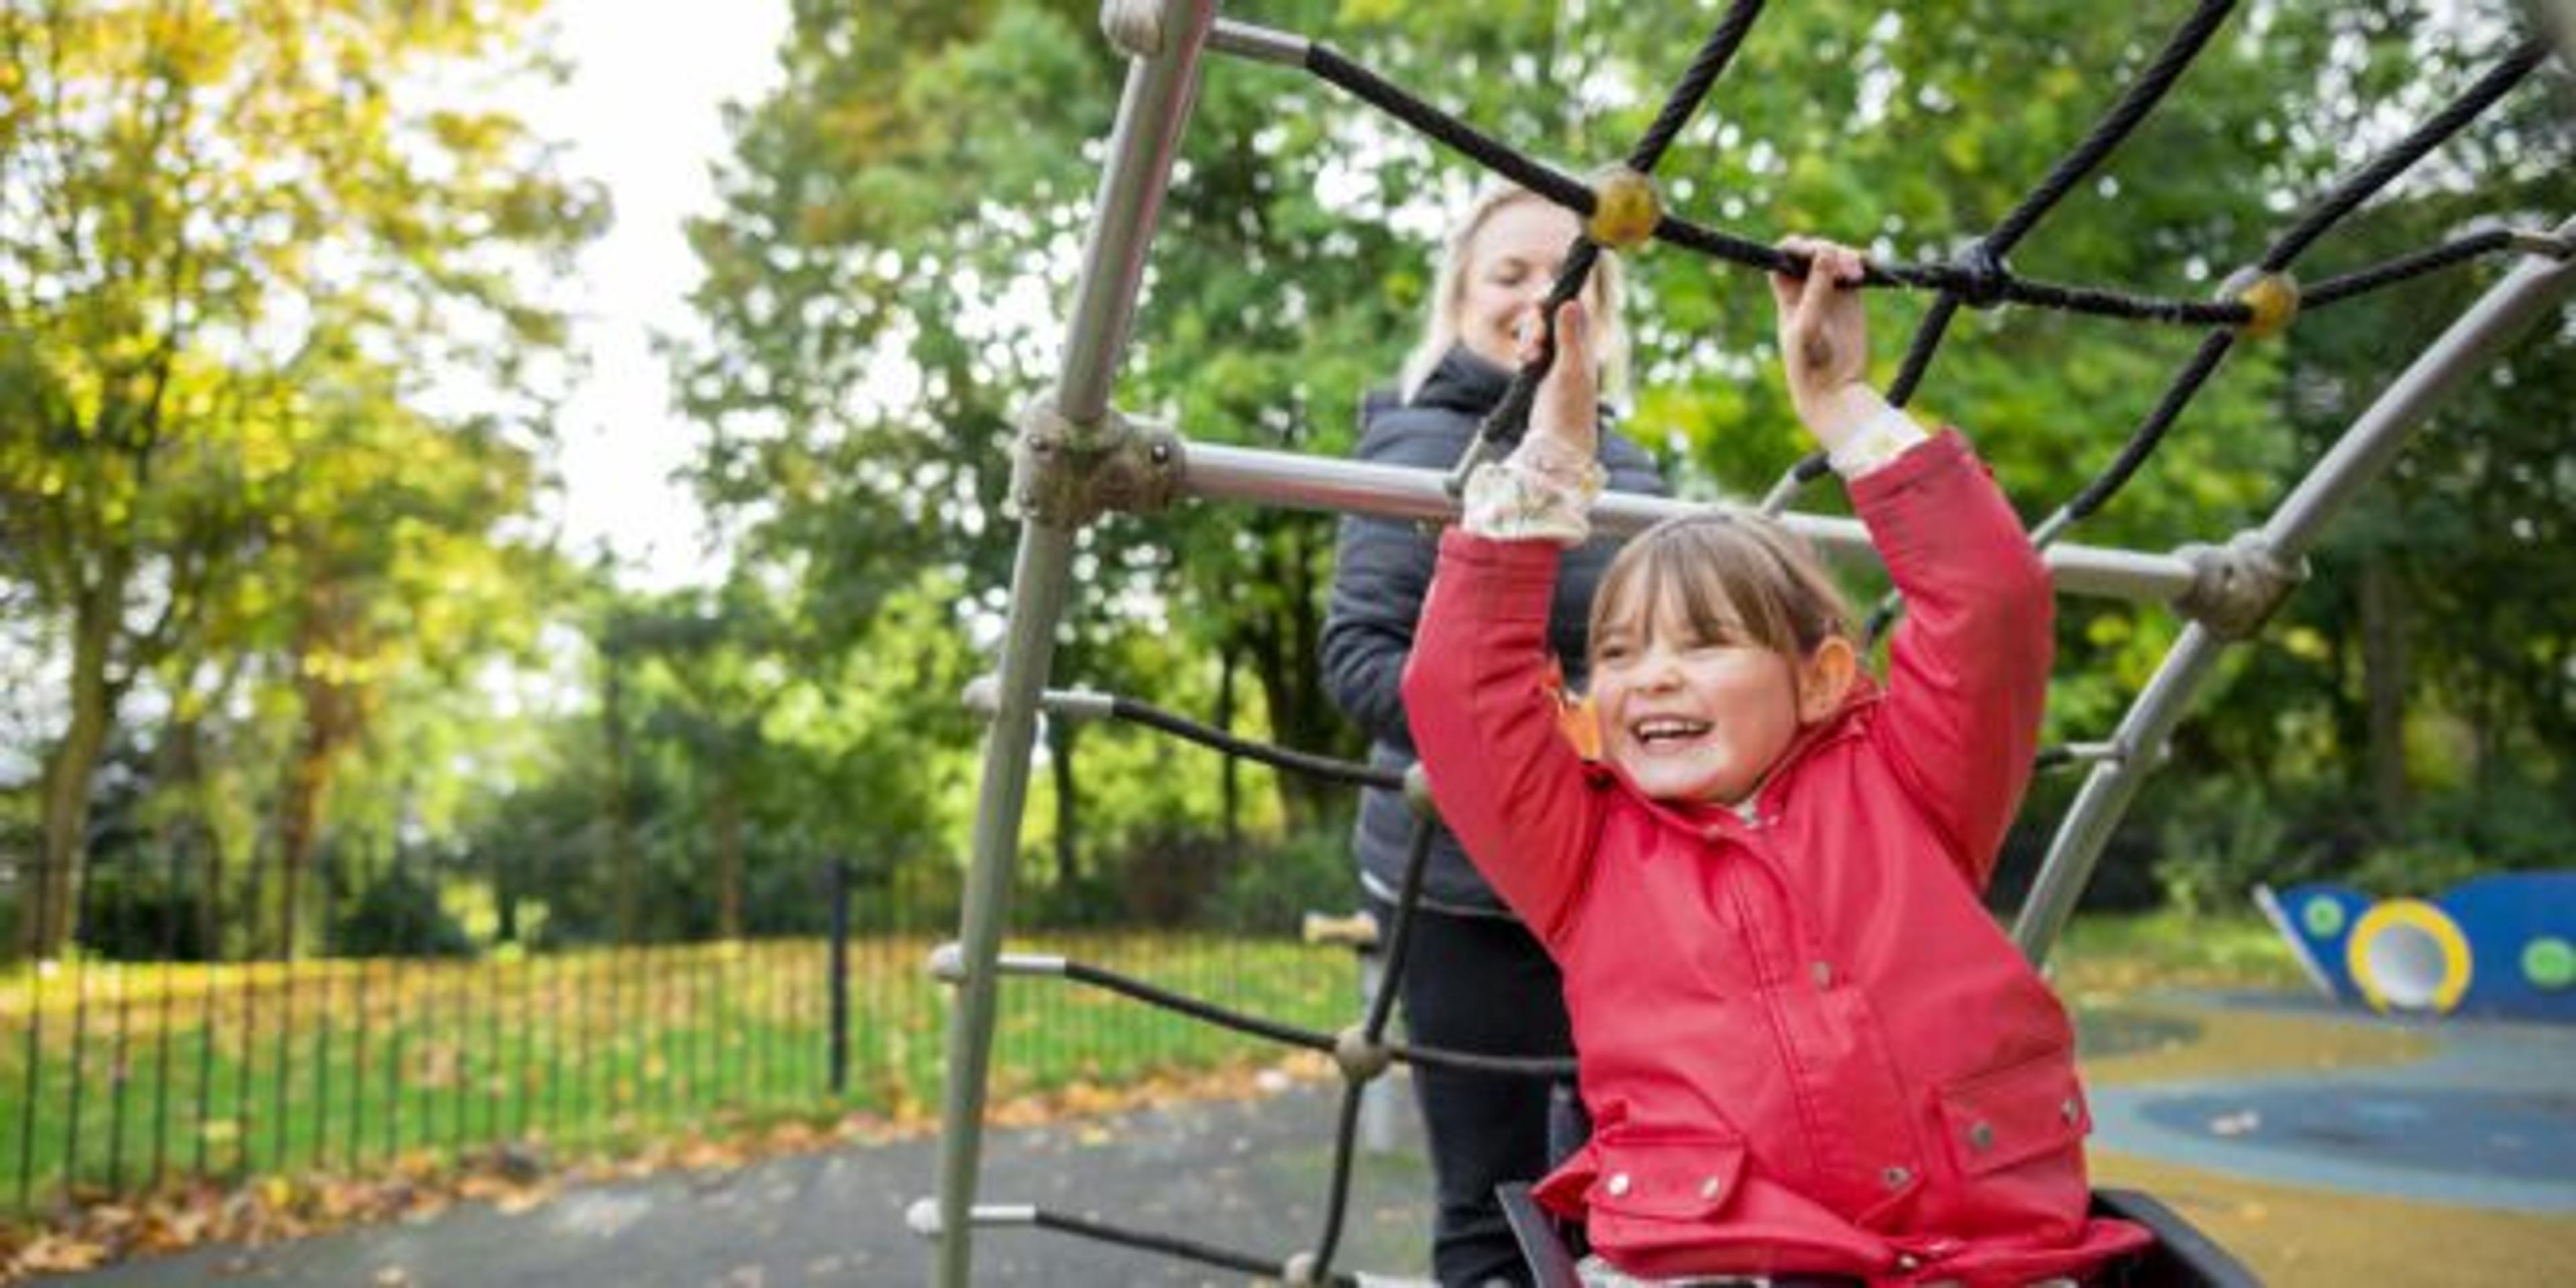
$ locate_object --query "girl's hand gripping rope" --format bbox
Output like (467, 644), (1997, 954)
(1770, 236), (1896, 455)
(1515, 299), (1603, 488)
(1458, 300), (1607, 546)
(1771, 235), (1926, 478)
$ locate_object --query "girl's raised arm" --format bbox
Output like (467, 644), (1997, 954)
(1399, 299), (1612, 946)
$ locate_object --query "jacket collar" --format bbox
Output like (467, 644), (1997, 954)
(1409, 343), (1511, 415)
(1409, 343), (1625, 435)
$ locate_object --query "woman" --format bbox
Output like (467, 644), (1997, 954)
(1320, 182), (1670, 1286)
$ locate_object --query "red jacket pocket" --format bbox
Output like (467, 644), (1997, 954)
(1935, 1049), (2091, 1177)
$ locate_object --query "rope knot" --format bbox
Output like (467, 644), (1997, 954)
(1950, 240), (2010, 309)
(2219, 266), (2301, 339)
(1585, 166), (1662, 250)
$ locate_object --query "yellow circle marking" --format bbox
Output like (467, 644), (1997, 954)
(2346, 898), (2473, 1014)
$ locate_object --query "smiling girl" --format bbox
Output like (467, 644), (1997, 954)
(1400, 238), (2149, 1286)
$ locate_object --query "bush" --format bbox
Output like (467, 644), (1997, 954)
(1203, 828), (1356, 937)
(333, 863), (475, 957)
(2150, 776), (2304, 916)
(69, 851), (217, 961)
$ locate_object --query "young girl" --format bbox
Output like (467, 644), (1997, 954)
(1401, 238), (2151, 1287)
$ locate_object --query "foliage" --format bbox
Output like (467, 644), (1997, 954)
(1202, 827), (1362, 938)
(2149, 776), (2302, 916)
(3, 0), (2568, 972)
(329, 859), (475, 957)
(655, 0), (2571, 925)
(0, 0), (605, 957)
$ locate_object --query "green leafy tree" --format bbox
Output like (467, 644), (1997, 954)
(0, 0), (604, 955)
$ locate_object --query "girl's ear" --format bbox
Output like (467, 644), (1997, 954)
(1796, 637), (1859, 723)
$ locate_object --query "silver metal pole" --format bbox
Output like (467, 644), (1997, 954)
(2009, 627), (2225, 962)
(928, 524), (1073, 1286)
(1057, 3), (1219, 423)
(1209, 16), (1309, 66)
(928, 5), (1216, 1287)
(2011, 219), (2576, 965)
(1180, 439), (2200, 604)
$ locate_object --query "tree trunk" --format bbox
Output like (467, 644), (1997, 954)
(28, 575), (124, 958)
(197, 842), (225, 963)
(275, 692), (339, 961)
(278, 605), (365, 961)
(713, 780), (744, 938)
(2359, 559), (2411, 826)
(601, 640), (639, 940)
(1217, 645), (1240, 848)
(1049, 718), (1080, 885)
(1241, 521), (1348, 835)
(495, 851), (520, 943)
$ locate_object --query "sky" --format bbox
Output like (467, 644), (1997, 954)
(520, 0), (792, 592)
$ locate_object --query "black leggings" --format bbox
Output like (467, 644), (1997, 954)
(1371, 898), (1580, 1287)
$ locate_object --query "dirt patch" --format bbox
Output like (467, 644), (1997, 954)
(2090, 1148), (2576, 1285)
(2077, 1001), (2436, 1087)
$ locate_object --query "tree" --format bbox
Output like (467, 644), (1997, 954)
(261, 352), (561, 955)
(0, 0), (604, 955)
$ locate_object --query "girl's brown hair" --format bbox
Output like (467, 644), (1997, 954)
(1587, 513), (1854, 663)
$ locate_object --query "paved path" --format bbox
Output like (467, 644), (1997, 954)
(38, 992), (2576, 1287)
(38, 1081), (1438, 1287)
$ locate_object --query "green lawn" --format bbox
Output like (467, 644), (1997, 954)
(1, 910), (2306, 1221)
(0, 930), (1352, 1216)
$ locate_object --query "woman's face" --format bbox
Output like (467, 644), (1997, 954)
(1454, 197), (1587, 370)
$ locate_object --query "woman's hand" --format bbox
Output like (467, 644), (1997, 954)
(1769, 235), (1890, 451)
(1521, 299), (1599, 467)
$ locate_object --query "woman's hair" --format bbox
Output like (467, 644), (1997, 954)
(1587, 513), (1854, 663)
(1397, 181), (1633, 409)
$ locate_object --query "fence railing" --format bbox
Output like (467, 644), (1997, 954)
(2, 854), (1352, 1220)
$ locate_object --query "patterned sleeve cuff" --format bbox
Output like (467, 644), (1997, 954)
(1461, 441), (1607, 545)
(1829, 405), (1934, 479)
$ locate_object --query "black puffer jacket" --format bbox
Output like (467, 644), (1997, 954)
(1320, 345), (1670, 915)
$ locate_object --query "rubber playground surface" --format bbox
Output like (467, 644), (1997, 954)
(34, 990), (2576, 1287)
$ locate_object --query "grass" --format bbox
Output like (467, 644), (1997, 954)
(0, 908), (2320, 1224)
(0, 928), (1350, 1218)
(2049, 906), (2309, 997)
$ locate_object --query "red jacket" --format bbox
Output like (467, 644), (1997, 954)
(1402, 432), (2149, 1286)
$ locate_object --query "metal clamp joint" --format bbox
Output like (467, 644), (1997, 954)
(2173, 531), (2307, 639)
(1010, 396), (1183, 528)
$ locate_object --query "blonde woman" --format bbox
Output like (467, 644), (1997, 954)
(1320, 182), (1669, 1286)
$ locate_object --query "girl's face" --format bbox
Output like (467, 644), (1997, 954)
(1589, 592), (1813, 807)
(1455, 198), (1586, 370)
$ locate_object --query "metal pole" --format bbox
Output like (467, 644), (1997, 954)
(1055, 4), (1218, 425)
(2012, 219), (2576, 963)
(1179, 439), (2200, 604)
(827, 855), (850, 1097)
(930, 525), (1073, 1286)
(928, 5), (1215, 1286)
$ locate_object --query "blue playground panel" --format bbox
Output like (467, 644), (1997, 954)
(2257, 873), (2576, 1022)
